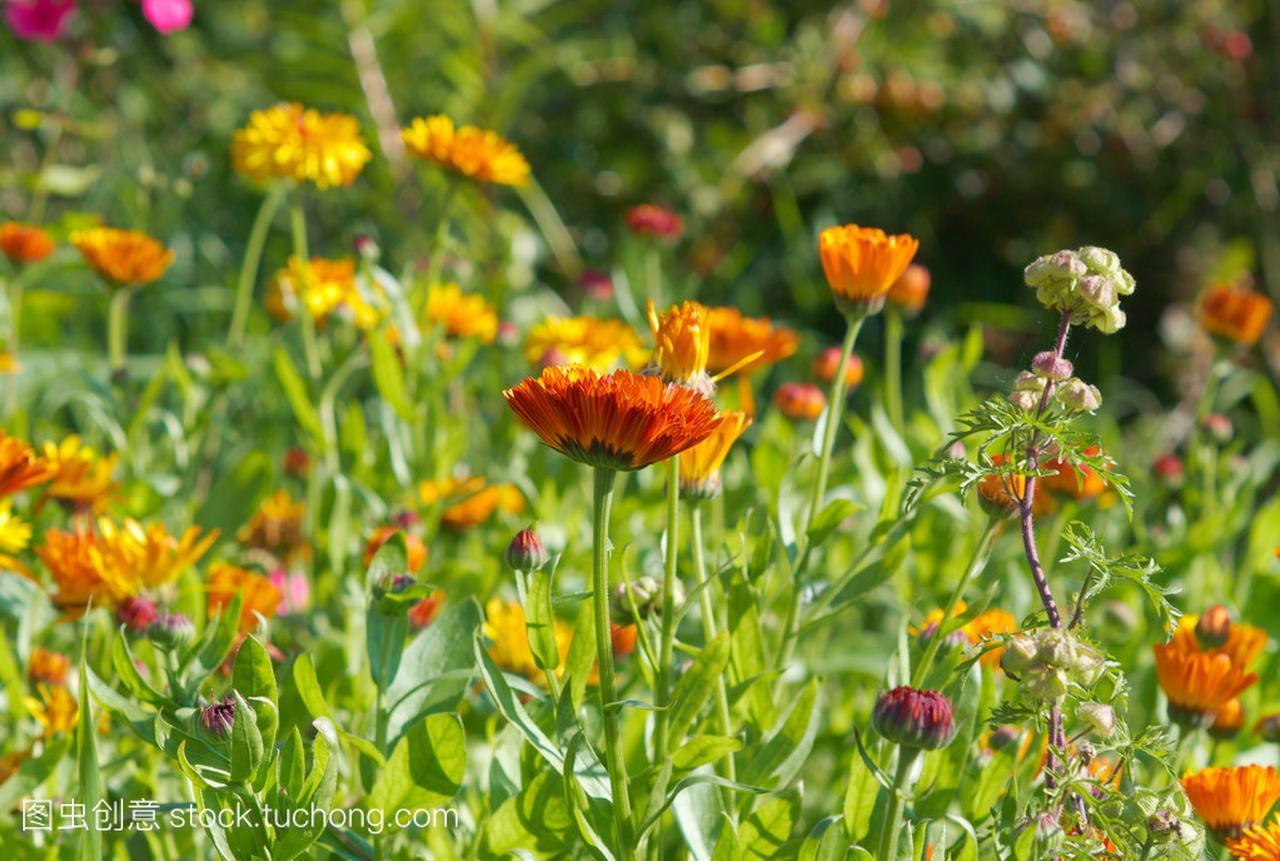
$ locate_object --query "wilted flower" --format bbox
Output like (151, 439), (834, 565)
(872, 686), (956, 750)
(679, 410), (751, 499)
(1024, 246), (1134, 334)
(402, 115), (530, 187)
(812, 347), (864, 390)
(523, 316), (648, 372)
(819, 225), (919, 319)
(505, 528), (549, 573)
(886, 263), (931, 316)
(1198, 283), (1273, 346)
(71, 228), (173, 288)
(0, 222), (55, 264)
(27, 647), (70, 685)
(233, 103), (371, 189)
(424, 283), (498, 343)
(200, 695), (237, 738)
(773, 382), (826, 421)
(1181, 765), (1280, 840)
(625, 204), (683, 239)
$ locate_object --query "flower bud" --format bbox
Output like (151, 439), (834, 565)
(1196, 605), (1233, 650)
(1000, 635), (1038, 677)
(1008, 389), (1042, 412)
(1031, 352), (1073, 381)
(987, 724), (1023, 752)
(1077, 702), (1116, 739)
(1209, 698), (1244, 740)
(1013, 370), (1046, 393)
(1072, 642), (1106, 687)
(1147, 809), (1186, 844)
(505, 528), (549, 573)
(200, 695), (237, 738)
(1057, 378), (1102, 413)
(872, 686), (956, 750)
(1254, 712), (1280, 743)
(773, 382), (827, 422)
(1203, 413), (1233, 444)
(610, 576), (678, 624)
(1154, 454), (1184, 485)
(148, 611), (195, 650)
(116, 596), (158, 633)
(353, 234), (379, 261)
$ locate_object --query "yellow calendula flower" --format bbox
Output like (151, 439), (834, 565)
(523, 316), (648, 372)
(1230, 818), (1280, 860)
(425, 283), (498, 343)
(39, 435), (120, 515)
(232, 103), (371, 189)
(24, 684), (78, 738)
(402, 115), (530, 187)
(483, 596), (572, 684)
(647, 300), (712, 391)
(71, 227), (173, 288)
(818, 224), (919, 316)
(679, 410), (751, 499)
(95, 518), (218, 596)
(207, 563), (282, 635)
(0, 500), (31, 554)
(0, 431), (55, 499)
(267, 256), (383, 329)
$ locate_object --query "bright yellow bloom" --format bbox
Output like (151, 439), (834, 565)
(504, 366), (722, 471)
(27, 647), (70, 685)
(207, 563), (281, 634)
(24, 684), (78, 738)
(0, 221), (55, 264)
(232, 103), (371, 189)
(647, 300), (711, 389)
(1182, 765), (1280, 840)
(706, 307), (798, 376)
(523, 316), (648, 372)
(71, 227), (173, 287)
(267, 256), (382, 329)
(818, 224), (919, 311)
(0, 431), (55, 498)
(0, 352), (17, 375)
(0, 500), (31, 554)
(1229, 818), (1280, 860)
(94, 518), (217, 596)
(425, 283), (498, 343)
(483, 596), (571, 684)
(39, 435), (120, 514)
(419, 475), (486, 507)
(35, 529), (114, 614)
(402, 115), (530, 187)
(679, 410), (751, 499)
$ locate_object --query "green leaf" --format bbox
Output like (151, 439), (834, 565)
(526, 568), (561, 672)
(292, 651), (333, 720)
(738, 790), (799, 860)
(844, 729), (889, 842)
(565, 595), (596, 712)
(369, 712), (467, 815)
(386, 598), (482, 740)
(369, 327), (415, 419)
(966, 746), (1016, 822)
(798, 815), (845, 861)
(194, 451), (272, 540)
(77, 640), (102, 861)
(273, 346), (325, 442)
(672, 735), (743, 772)
(232, 636), (277, 705)
(112, 629), (165, 705)
(807, 498), (860, 545)
(483, 769), (573, 856)
(229, 691), (264, 784)
(666, 631), (731, 753)
(191, 592), (243, 677)
(741, 677), (820, 788)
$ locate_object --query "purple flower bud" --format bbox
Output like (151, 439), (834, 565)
(200, 695), (237, 738)
(872, 686), (956, 750)
(505, 528), (549, 572)
(1031, 351), (1073, 382)
(148, 611), (195, 649)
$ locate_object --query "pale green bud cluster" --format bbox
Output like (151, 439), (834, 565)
(1000, 629), (1105, 703)
(1056, 377), (1102, 412)
(1024, 246), (1135, 334)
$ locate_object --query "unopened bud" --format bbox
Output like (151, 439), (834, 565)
(505, 528), (549, 573)
(1057, 378), (1102, 412)
(116, 596), (158, 633)
(1008, 390), (1042, 412)
(1196, 605), (1233, 650)
(1254, 712), (1280, 743)
(872, 686), (956, 750)
(200, 695), (237, 738)
(1147, 809), (1186, 844)
(148, 611), (195, 650)
(610, 576), (677, 624)
(1203, 413), (1233, 444)
(1032, 352), (1073, 381)
(1077, 702), (1116, 739)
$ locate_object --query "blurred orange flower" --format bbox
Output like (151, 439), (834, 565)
(0, 222), (55, 264)
(72, 227), (172, 287)
(208, 563), (282, 634)
(1182, 765), (1280, 840)
(39, 435), (120, 514)
(819, 225), (919, 311)
(0, 431), (55, 498)
(402, 115), (529, 187)
(425, 283), (497, 343)
(773, 382), (825, 421)
(1199, 283), (1272, 346)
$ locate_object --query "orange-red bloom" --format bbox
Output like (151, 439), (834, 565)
(819, 225), (919, 311)
(812, 347), (864, 390)
(976, 454), (1054, 517)
(0, 222), (55, 264)
(773, 382), (826, 421)
(1229, 818), (1280, 860)
(0, 431), (55, 498)
(1182, 765), (1280, 840)
(504, 366), (721, 471)
(887, 263), (931, 315)
(1199, 283), (1273, 346)
(1041, 447), (1108, 500)
(72, 228), (172, 287)
(1154, 637), (1258, 728)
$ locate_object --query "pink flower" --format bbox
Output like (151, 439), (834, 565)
(268, 568), (311, 615)
(5, 0), (77, 42)
(141, 0), (192, 33)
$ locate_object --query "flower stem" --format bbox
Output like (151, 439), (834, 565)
(652, 456), (681, 763)
(910, 519), (999, 687)
(290, 190), (322, 380)
(229, 186), (285, 348)
(592, 467), (634, 858)
(4, 274), (23, 417)
(877, 747), (919, 861)
(809, 316), (864, 528)
(107, 288), (132, 382)
(691, 503), (735, 783)
(884, 308), (905, 434)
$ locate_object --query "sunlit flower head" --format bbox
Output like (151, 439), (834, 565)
(625, 204), (683, 239)
(24, 684), (77, 738)
(1041, 447), (1109, 501)
(1181, 765), (1280, 840)
(0, 500), (31, 555)
(812, 347), (864, 390)
(401, 115), (530, 187)
(267, 256), (382, 329)
(1229, 818), (1280, 860)
(887, 263), (931, 315)
(39, 435), (120, 514)
(35, 529), (114, 615)
(1199, 283), (1273, 347)
(773, 382), (825, 421)
(483, 595), (571, 683)
(646, 300), (712, 390)
(1174, 610), (1267, 671)
(523, 316), (648, 372)
(363, 525), (428, 572)
(95, 517), (217, 596)
(27, 647), (70, 685)
(0, 221), (55, 264)
(0, 431), (55, 498)
(1154, 637), (1257, 728)
(679, 410), (751, 500)
(504, 366), (722, 471)
(706, 307), (798, 376)
(232, 103), (371, 189)
(71, 227), (173, 288)
(238, 490), (306, 556)
(965, 608), (1019, 668)
(207, 563), (282, 634)
(976, 454), (1055, 518)
(819, 225), (919, 316)
(425, 283), (498, 343)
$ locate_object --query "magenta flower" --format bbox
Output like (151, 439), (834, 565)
(5, 0), (77, 42)
(141, 0), (192, 34)
(268, 568), (311, 615)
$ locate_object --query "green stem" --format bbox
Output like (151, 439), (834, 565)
(692, 504), (735, 785)
(809, 316), (864, 528)
(4, 274), (22, 417)
(108, 288), (132, 380)
(592, 467), (634, 859)
(884, 308), (905, 434)
(877, 748), (919, 861)
(910, 519), (999, 687)
(290, 190), (322, 380)
(652, 457), (681, 762)
(229, 186), (285, 347)
(645, 245), (662, 309)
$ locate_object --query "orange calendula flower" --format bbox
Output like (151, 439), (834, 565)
(401, 115), (530, 187)
(0, 431), (56, 498)
(1229, 818), (1280, 860)
(647, 300), (712, 390)
(24, 684), (78, 738)
(441, 484), (524, 532)
(208, 563), (282, 634)
(773, 382), (826, 421)
(35, 529), (115, 614)
(819, 224), (919, 315)
(232, 103), (371, 189)
(524, 316), (648, 372)
(1199, 283), (1273, 346)
(0, 221), (55, 264)
(887, 263), (931, 315)
(409, 589), (445, 629)
(39, 435), (120, 514)
(1041, 447), (1108, 501)
(1210, 697), (1246, 740)
(267, 256), (381, 329)
(425, 283), (498, 343)
(27, 647), (70, 685)
(976, 454), (1055, 518)
(965, 608), (1019, 668)
(1182, 765), (1280, 840)
(1154, 638), (1258, 728)
(1175, 609), (1267, 671)
(812, 346), (864, 390)
(95, 518), (217, 596)
(505, 366), (721, 471)
(238, 490), (306, 555)
(679, 410), (751, 499)
(611, 622), (637, 658)
(71, 227), (173, 287)
(483, 596), (572, 683)
(363, 526), (428, 572)
(706, 307), (798, 376)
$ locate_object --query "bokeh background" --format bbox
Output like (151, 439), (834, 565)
(3, 0), (1277, 395)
